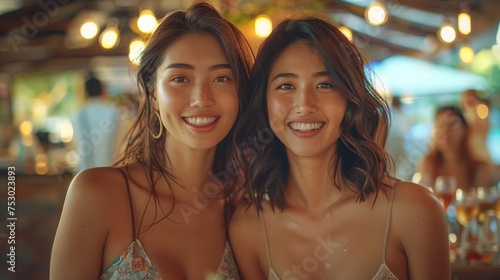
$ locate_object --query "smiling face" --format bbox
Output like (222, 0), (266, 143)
(266, 42), (347, 158)
(154, 33), (238, 150)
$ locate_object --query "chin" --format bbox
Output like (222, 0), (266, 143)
(288, 148), (329, 158)
(189, 138), (224, 150)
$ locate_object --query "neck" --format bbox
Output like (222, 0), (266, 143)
(285, 150), (341, 212)
(164, 136), (217, 191)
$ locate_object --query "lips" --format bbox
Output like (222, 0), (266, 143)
(288, 121), (325, 138)
(182, 114), (220, 133)
(289, 122), (324, 131)
(183, 116), (218, 126)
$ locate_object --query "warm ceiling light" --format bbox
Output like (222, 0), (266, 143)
(438, 23), (456, 43)
(459, 45), (474, 64)
(338, 26), (353, 42)
(19, 120), (33, 136)
(365, 2), (388, 26)
(458, 12), (471, 35)
(477, 103), (489, 119)
(255, 15), (272, 38)
(137, 9), (157, 33)
(100, 24), (119, 49)
(80, 20), (99, 39)
(129, 38), (145, 64)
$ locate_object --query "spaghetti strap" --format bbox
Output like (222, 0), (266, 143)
(259, 213), (273, 270)
(381, 184), (395, 263)
(117, 168), (137, 241)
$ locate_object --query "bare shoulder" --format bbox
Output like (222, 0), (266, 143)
(70, 166), (127, 193)
(229, 200), (261, 235)
(392, 180), (442, 211)
(51, 166), (130, 279)
(229, 201), (268, 278)
(62, 166), (133, 224)
(228, 201), (263, 256)
(389, 182), (451, 278)
(62, 166), (130, 226)
(390, 180), (448, 243)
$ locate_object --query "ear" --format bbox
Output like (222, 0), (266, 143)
(150, 90), (159, 111)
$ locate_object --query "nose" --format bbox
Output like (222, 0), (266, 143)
(190, 81), (215, 108)
(294, 87), (317, 115)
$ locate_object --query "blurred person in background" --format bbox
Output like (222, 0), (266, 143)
(460, 89), (497, 185)
(71, 74), (119, 174)
(417, 106), (492, 191)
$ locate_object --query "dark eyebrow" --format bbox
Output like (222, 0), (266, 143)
(165, 63), (231, 71)
(271, 73), (297, 82)
(271, 71), (330, 81)
(165, 63), (193, 70)
(209, 64), (231, 71)
(313, 71), (330, 78)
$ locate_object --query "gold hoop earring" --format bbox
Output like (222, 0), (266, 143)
(151, 111), (163, 139)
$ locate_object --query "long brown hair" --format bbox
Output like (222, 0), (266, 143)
(115, 3), (253, 226)
(232, 17), (392, 212)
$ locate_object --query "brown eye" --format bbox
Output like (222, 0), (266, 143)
(317, 83), (332, 89)
(277, 84), (294, 90)
(214, 76), (229, 83)
(172, 77), (187, 83)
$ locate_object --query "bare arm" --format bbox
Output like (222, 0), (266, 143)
(393, 182), (451, 280)
(229, 204), (267, 279)
(50, 169), (112, 279)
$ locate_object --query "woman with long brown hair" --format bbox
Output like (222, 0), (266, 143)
(50, 3), (253, 279)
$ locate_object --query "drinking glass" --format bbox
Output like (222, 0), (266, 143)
(455, 188), (480, 254)
(434, 176), (457, 212)
(477, 186), (499, 253)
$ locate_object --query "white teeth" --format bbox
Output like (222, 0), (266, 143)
(290, 122), (323, 131)
(184, 117), (217, 126)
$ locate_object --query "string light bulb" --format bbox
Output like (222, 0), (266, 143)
(438, 22), (456, 43)
(129, 38), (145, 65)
(80, 20), (99, 39)
(99, 22), (119, 49)
(365, 2), (389, 26)
(255, 15), (272, 38)
(458, 2), (472, 36)
(137, 9), (157, 34)
(458, 12), (471, 35)
(459, 45), (474, 64)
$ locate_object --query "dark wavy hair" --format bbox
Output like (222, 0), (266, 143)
(115, 3), (253, 226)
(232, 17), (392, 211)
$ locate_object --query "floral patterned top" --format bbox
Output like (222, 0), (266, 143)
(99, 239), (240, 280)
(100, 169), (240, 280)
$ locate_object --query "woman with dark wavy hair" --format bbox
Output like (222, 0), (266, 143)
(417, 106), (492, 191)
(229, 17), (450, 279)
(51, 3), (253, 279)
